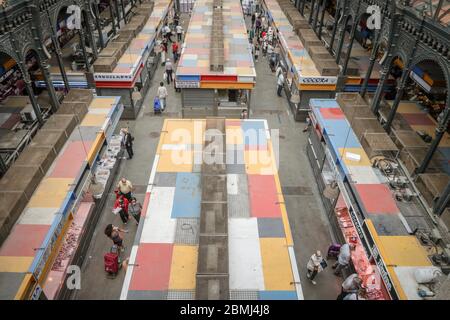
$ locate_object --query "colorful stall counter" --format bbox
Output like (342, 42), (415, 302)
(94, 0), (173, 87)
(176, 0), (256, 88)
(263, 0), (337, 89)
(122, 119), (301, 300)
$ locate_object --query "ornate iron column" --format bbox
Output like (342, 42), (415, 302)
(120, 0), (126, 24)
(109, 0), (117, 35)
(371, 6), (400, 113)
(45, 7), (70, 91)
(384, 17), (425, 133)
(301, 0), (306, 16)
(417, 106), (450, 174)
(335, 15), (348, 64)
(434, 180), (450, 216)
(309, 0), (316, 24)
(92, 0), (105, 49)
(114, 0), (121, 28)
(28, 0), (60, 112)
(361, 0), (391, 97)
(312, 0), (321, 32)
(335, 0), (349, 64)
(318, 0), (326, 39)
(83, 0), (98, 60)
(2, 9), (43, 124)
(341, 1), (362, 75)
(328, 8), (340, 52)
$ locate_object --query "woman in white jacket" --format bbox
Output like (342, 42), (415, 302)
(307, 250), (324, 285)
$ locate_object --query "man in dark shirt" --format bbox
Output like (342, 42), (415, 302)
(122, 128), (134, 159)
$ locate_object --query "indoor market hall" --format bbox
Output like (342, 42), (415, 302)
(0, 0), (449, 302)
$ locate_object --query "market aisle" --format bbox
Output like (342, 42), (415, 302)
(74, 15), (189, 300)
(245, 14), (342, 299)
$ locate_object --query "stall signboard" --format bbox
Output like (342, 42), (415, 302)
(362, 221), (400, 300)
(94, 73), (135, 82)
(298, 76), (338, 85)
(176, 81), (200, 88)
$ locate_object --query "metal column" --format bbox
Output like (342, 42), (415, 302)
(417, 107), (450, 174)
(312, 0), (321, 32)
(93, 0), (105, 49)
(120, 0), (127, 24)
(328, 9), (340, 53)
(109, 0), (117, 35)
(29, 0), (60, 112)
(341, 1), (361, 75)
(309, 0), (316, 24)
(384, 18), (425, 133)
(318, 0), (326, 39)
(335, 15), (348, 64)
(301, 0), (306, 16)
(114, 0), (121, 28)
(361, 0), (392, 97)
(434, 180), (450, 216)
(46, 8), (70, 91)
(2, 8), (43, 124)
(83, 1), (98, 60)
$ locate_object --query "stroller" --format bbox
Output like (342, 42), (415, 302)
(153, 96), (162, 114)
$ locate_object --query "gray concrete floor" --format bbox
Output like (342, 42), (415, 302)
(74, 14), (342, 300)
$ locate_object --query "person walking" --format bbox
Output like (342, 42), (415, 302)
(174, 12), (180, 26)
(277, 71), (284, 97)
(176, 24), (183, 42)
(157, 82), (168, 111)
(332, 243), (355, 276)
(128, 197), (142, 225)
(172, 42), (179, 62)
(163, 24), (172, 42)
(114, 195), (130, 224)
(306, 250), (324, 285)
(262, 39), (268, 57)
(337, 273), (363, 300)
(254, 44), (260, 62)
(248, 28), (255, 42)
(165, 58), (173, 84)
(255, 17), (262, 35)
(117, 177), (133, 201)
(104, 224), (128, 252)
(251, 12), (256, 27)
(122, 128), (134, 159)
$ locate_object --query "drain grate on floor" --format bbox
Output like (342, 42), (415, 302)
(229, 290), (259, 300)
(149, 132), (161, 138)
(282, 186), (313, 196)
(174, 218), (200, 245)
(167, 290), (195, 300)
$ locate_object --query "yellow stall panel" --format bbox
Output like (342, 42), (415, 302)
(169, 245), (198, 290)
(259, 238), (295, 291)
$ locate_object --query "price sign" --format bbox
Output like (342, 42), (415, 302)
(175, 81), (200, 88)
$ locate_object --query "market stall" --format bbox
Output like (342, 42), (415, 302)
(379, 100), (450, 176)
(0, 95), (123, 300)
(94, 0), (174, 119)
(307, 98), (436, 300)
(175, 0), (256, 118)
(120, 118), (302, 300)
(262, 0), (338, 121)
